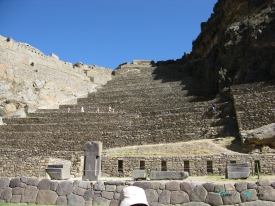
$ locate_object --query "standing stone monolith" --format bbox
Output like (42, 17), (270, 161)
(82, 141), (102, 181)
(0, 117), (6, 125)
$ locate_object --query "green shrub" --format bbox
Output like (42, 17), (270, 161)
(0, 109), (6, 117)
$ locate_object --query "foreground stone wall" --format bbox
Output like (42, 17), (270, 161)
(0, 177), (275, 206)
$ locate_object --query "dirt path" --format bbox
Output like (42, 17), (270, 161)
(99, 175), (275, 184)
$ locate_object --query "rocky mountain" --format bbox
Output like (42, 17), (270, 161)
(0, 35), (112, 117)
(177, 0), (275, 93)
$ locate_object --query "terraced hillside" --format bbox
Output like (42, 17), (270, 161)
(0, 62), (237, 152)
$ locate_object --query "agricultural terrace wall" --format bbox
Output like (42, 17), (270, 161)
(231, 82), (275, 131)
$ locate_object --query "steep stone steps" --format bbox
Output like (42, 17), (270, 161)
(30, 102), (224, 119)
(84, 86), (187, 98)
(2, 115), (130, 124)
(77, 93), (193, 104)
(101, 76), (192, 88)
(4, 109), (226, 124)
(35, 100), (223, 115)
(231, 82), (275, 95)
(98, 82), (186, 92)
(0, 131), (96, 141)
(0, 115), (225, 133)
(231, 81), (275, 131)
(0, 117), (230, 142)
(111, 67), (156, 78)
(0, 138), (85, 151)
(0, 124), (227, 150)
(0, 63), (237, 151)
(234, 101), (274, 112)
(1, 116), (226, 131)
(104, 79), (190, 90)
(236, 109), (275, 131)
(233, 91), (275, 102)
(78, 89), (213, 104)
(112, 68), (187, 78)
(77, 92), (213, 104)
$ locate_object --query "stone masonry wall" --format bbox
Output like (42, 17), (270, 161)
(1, 148), (274, 179)
(102, 154), (275, 177)
(0, 149), (83, 178)
(0, 177), (275, 206)
(1, 132), (273, 179)
(231, 82), (275, 131)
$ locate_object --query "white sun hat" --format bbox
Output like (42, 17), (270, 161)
(119, 186), (149, 206)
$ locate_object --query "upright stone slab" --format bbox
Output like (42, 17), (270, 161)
(82, 141), (102, 181)
(45, 164), (70, 180)
(0, 117), (6, 125)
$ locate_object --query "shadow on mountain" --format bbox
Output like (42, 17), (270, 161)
(151, 60), (219, 102)
(225, 137), (244, 153)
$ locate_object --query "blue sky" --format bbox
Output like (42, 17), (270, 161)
(0, 0), (217, 70)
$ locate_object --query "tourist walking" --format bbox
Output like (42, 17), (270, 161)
(212, 103), (216, 112)
(81, 106), (84, 112)
(96, 107), (100, 113)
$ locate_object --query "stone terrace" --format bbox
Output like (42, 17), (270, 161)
(0, 63), (237, 151)
(231, 81), (275, 131)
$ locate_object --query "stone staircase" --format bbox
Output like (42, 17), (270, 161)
(0, 64), (237, 151)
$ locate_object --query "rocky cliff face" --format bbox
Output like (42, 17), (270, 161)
(0, 35), (112, 117)
(180, 0), (275, 93)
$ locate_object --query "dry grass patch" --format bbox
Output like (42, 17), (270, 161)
(105, 137), (241, 157)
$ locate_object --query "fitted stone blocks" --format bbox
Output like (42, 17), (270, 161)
(45, 164), (70, 180)
(132, 169), (147, 181)
(0, 177), (274, 205)
(227, 163), (250, 179)
(149, 171), (189, 180)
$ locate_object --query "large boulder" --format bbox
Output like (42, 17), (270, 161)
(241, 123), (275, 147)
(36, 190), (58, 205)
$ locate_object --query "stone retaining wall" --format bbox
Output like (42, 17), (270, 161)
(0, 149), (83, 178)
(102, 154), (275, 177)
(231, 82), (275, 131)
(0, 177), (275, 206)
(1, 149), (275, 179)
